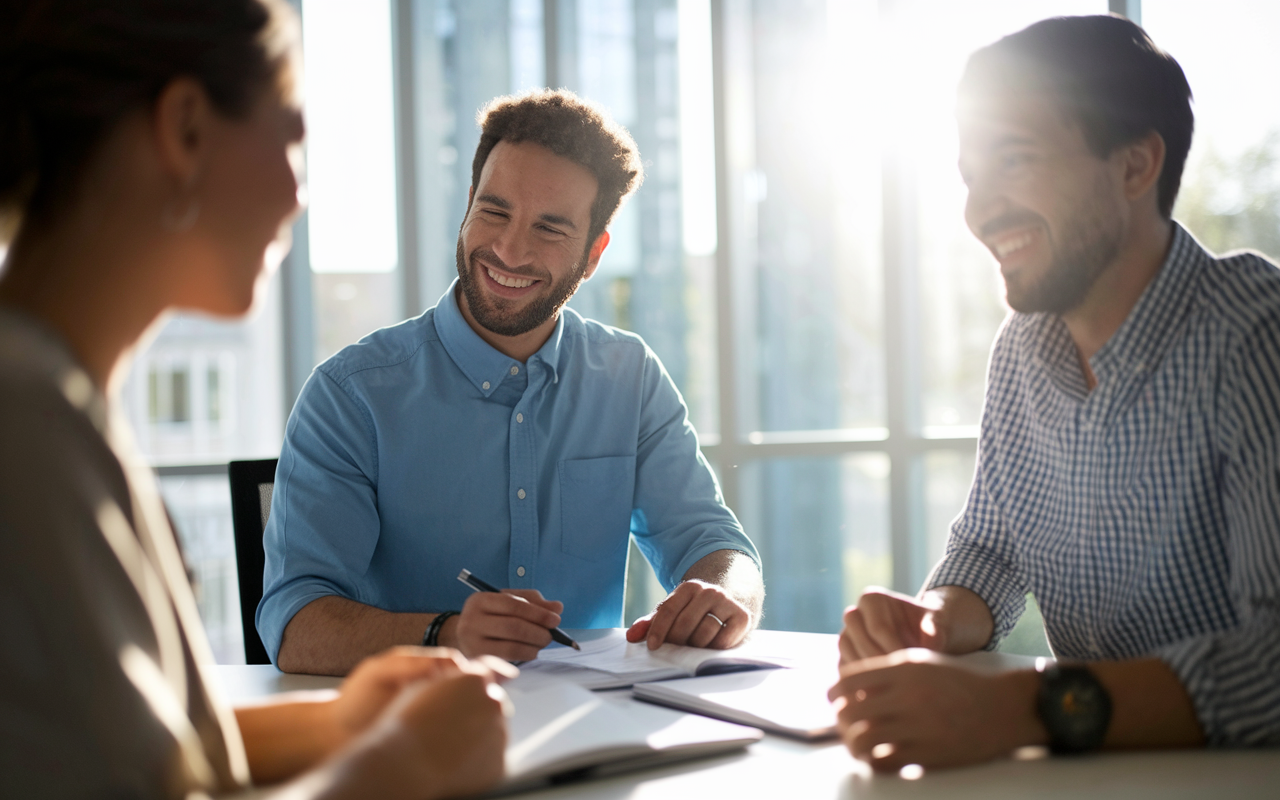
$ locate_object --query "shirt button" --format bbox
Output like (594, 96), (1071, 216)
(517, 488), (526, 499)
(517, 566), (526, 577)
(516, 412), (524, 423)
(482, 381), (490, 390)
(510, 365), (519, 376)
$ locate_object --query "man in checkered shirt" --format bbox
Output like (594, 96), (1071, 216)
(830, 15), (1280, 769)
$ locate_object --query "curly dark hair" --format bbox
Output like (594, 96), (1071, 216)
(471, 89), (644, 246)
(0, 0), (298, 238)
(960, 14), (1194, 219)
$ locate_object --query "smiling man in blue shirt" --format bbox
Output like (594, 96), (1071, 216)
(258, 90), (762, 675)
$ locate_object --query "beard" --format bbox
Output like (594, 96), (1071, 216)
(455, 235), (591, 337)
(997, 183), (1124, 315)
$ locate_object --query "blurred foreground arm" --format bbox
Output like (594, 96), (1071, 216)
(238, 648), (511, 799)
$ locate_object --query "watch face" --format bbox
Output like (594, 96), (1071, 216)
(1039, 667), (1113, 753)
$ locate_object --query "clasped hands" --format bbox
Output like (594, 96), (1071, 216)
(281, 647), (514, 799)
(827, 587), (1045, 773)
(445, 579), (752, 661)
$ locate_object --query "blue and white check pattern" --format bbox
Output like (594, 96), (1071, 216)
(927, 224), (1280, 746)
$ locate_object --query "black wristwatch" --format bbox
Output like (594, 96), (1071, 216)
(1036, 663), (1112, 754)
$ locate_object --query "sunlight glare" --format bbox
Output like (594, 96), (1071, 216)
(302, 0), (399, 274)
(678, 0), (716, 256)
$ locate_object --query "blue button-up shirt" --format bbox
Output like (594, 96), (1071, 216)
(928, 225), (1280, 745)
(257, 283), (757, 661)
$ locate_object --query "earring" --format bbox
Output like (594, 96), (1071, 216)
(162, 187), (201, 233)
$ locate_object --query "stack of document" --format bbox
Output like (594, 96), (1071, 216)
(516, 628), (841, 743)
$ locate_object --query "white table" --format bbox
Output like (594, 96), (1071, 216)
(214, 631), (1280, 799)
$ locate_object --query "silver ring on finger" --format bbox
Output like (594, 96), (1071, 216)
(705, 612), (727, 627)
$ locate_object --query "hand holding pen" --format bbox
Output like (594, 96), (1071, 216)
(444, 569), (576, 661)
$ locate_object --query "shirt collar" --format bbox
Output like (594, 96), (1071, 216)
(433, 280), (566, 396)
(1089, 222), (1205, 383)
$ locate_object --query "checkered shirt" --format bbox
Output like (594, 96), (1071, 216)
(926, 224), (1280, 746)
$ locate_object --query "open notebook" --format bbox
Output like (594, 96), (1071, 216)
(497, 673), (763, 793)
(519, 628), (797, 690)
(632, 667), (840, 740)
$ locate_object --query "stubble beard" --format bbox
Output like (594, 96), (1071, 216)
(1004, 181), (1125, 315)
(455, 235), (590, 337)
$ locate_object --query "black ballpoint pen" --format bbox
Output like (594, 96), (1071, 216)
(457, 568), (581, 651)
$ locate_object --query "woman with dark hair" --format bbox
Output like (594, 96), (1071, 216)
(0, 2), (507, 797)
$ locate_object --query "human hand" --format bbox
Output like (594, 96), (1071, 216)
(452, 589), (565, 661)
(338, 659), (510, 800)
(330, 647), (517, 746)
(839, 587), (949, 665)
(626, 579), (752, 651)
(827, 648), (1045, 772)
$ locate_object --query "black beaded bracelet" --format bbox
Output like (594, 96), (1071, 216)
(422, 610), (458, 647)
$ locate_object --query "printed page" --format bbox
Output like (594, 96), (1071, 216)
(529, 628), (798, 682)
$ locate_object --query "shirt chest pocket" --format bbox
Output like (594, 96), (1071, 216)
(559, 456), (636, 562)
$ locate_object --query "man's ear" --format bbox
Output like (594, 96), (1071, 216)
(1120, 130), (1166, 205)
(582, 230), (610, 281)
(152, 77), (212, 186)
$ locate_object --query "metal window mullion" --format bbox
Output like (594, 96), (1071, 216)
(1108, 0), (1141, 26)
(709, 0), (740, 509)
(883, 138), (927, 593)
(281, 0), (315, 420)
(392, 0), (423, 320)
(543, 0), (559, 88)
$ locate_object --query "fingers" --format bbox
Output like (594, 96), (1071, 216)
(347, 647), (466, 687)
(396, 672), (509, 796)
(840, 589), (930, 663)
(862, 599), (914, 654)
(457, 590), (564, 660)
(626, 614), (653, 642)
(504, 588), (565, 615)
(840, 608), (887, 662)
(644, 581), (751, 650)
(467, 591), (563, 629)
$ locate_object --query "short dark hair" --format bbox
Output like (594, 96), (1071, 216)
(959, 14), (1194, 218)
(0, 0), (298, 237)
(471, 89), (643, 246)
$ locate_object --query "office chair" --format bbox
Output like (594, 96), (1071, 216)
(228, 458), (279, 665)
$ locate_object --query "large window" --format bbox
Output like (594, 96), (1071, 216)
(128, 0), (1275, 662)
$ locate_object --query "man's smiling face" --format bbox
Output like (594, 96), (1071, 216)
(455, 139), (602, 340)
(958, 90), (1127, 314)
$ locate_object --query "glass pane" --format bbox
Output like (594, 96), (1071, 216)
(122, 276), (285, 464)
(554, 0), (717, 435)
(744, 0), (884, 433)
(159, 474), (244, 665)
(924, 449), (975, 572)
(409, 0), (544, 308)
(302, 0), (403, 360)
(739, 455), (890, 633)
(882, 0), (1110, 428)
(1144, 0), (1280, 262)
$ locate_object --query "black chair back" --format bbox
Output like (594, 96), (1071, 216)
(228, 458), (278, 665)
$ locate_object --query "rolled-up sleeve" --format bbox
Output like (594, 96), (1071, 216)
(256, 367), (382, 664)
(1156, 316), (1280, 746)
(629, 347), (760, 590)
